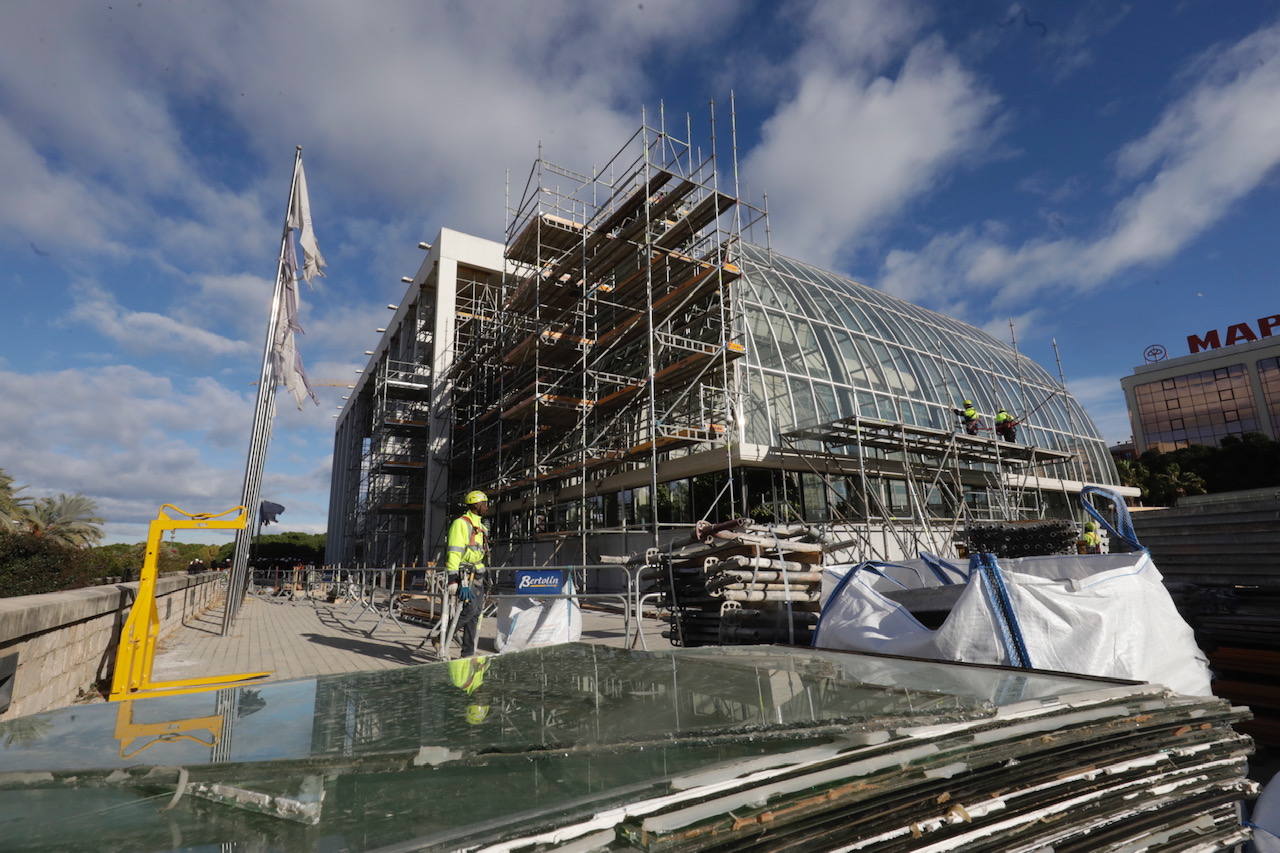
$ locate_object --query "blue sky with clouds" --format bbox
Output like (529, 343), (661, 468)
(2, 1), (1277, 544)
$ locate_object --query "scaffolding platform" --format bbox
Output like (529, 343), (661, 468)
(503, 327), (594, 367)
(597, 342), (745, 411)
(781, 415), (1074, 467)
(501, 391), (594, 423)
(506, 212), (586, 266)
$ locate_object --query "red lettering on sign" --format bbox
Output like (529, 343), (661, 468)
(1225, 323), (1258, 346)
(1259, 314), (1280, 338)
(1187, 330), (1221, 353)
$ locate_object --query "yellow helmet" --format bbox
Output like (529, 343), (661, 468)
(465, 703), (490, 725)
(963, 400), (973, 407)
(464, 490), (489, 505)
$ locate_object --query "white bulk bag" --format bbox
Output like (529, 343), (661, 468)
(814, 550), (1211, 696)
(494, 577), (583, 653)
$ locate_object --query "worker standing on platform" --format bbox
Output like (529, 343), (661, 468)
(995, 408), (1018, 443)
(447, 490), (490, 657)
(953, 400), (980, 435)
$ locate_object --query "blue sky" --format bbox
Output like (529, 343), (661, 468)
(1, 1), (1277, 544)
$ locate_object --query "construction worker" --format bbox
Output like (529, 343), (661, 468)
(994, 408), (1017, 443)
(446, 490), (490, 657)
(448, 655), (491, 725)
(1080, 521), (1102, 554)
(953, 400), (980, 435)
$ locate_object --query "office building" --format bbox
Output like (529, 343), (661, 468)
(1121, 333), (1280, 455)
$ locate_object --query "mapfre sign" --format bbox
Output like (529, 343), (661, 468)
(1188, 314), (1280, 353)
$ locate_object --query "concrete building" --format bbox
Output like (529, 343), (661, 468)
(1120, 335), (1280, 455)
(327, 125), (1129, 568)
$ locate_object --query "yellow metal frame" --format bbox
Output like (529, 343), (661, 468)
(108, 504), (270, 701)
(114, 700), (223, 759)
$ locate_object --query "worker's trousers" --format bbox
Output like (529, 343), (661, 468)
(457, 585), (481, 657)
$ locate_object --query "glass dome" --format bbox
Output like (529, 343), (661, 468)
(734, 242), (1119, 485)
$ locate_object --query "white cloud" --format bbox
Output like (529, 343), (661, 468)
(0, 116), (131, 254)
(879, 20), (1280, 309)
(67, 281), (253, 357)
(745, 3), (999, 268)
(178, 273), (276, 339)
(0, 364), (331, 541)
(0, 0), (743, 270)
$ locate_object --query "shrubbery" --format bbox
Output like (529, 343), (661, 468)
(0, 532), (102, 597)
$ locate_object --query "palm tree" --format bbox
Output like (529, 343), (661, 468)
(24, 493), (105, 548)
(0, 469), (30, 532)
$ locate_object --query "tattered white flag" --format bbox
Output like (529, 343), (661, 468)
(287, 160), (326, 282)
(274, 235), (319, 409)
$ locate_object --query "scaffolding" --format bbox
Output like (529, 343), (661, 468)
(344, 301), (435, 568)
(446, 108), (766, 560)
(779, 414), (1077, 560)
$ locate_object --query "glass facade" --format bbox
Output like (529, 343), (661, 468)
(1132, 363), (1259, 452)
(734, 244), (1118, 484)
(1258, 357), (1280, 438)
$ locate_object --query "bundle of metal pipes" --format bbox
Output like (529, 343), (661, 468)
(648, 519), (825, 647)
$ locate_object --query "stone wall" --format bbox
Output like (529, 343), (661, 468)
(0, 572), (222, 720)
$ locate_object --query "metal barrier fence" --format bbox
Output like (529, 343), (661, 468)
(276, 562), (665, 660)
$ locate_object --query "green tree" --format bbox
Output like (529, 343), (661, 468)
(216, 531), (326, 565)
(1114, 459), (1149, 493)
(23, 493), (105, 548)
(0, 469), (30, 533)
(1145, 463), (1207, 506)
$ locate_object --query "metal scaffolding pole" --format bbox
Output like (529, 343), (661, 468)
(222, 147), (302, 636)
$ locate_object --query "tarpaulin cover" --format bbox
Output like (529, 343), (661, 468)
(814, 550), (1213, 696)
(494, 577), (583, 652)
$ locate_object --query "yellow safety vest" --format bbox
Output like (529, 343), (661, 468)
(446, 511), (487, 573)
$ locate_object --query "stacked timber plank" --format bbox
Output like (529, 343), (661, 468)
(651, 519), (825, 646)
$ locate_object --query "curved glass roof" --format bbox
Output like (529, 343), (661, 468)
(734, 243), (1118, 484)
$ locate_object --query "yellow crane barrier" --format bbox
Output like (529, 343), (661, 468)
(108, 504), (270, 701)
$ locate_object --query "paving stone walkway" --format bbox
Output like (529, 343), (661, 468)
(152, 591), (671, 687)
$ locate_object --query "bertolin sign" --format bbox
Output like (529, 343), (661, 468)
(1188, 314), (1279, 353)
(515, 569), (566, 595)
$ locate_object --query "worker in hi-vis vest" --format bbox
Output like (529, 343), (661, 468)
(953, 400), (980, 435)
(994, 408), (1017, 443)
(1080, 520), (1102, 554)
(447, 490), (490, 657)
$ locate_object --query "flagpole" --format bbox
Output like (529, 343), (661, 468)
(221, 146), (304, 636)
